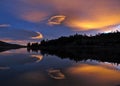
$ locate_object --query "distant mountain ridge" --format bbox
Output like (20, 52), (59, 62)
(0, 41), (24, 52)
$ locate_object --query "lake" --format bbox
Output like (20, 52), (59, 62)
(0, 48), (120, 86)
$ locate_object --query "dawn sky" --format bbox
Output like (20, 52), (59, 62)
(0, 0), (120, 44)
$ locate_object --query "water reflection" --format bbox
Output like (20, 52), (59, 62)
(17, 71), (47, 85)
(0, 66), (10, 70)
(27, 48), (41, 53)
(0, 48), (44, 67)
(0, 48), (28, 55)
(66, 63), (120, 86)
(48, 69), (65, 79)
(31, 55), (43, 63)
(0, 48), (120, 86)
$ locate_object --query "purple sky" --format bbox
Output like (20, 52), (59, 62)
(0, 0), (120, 45)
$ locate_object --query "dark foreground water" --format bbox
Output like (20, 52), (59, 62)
(0, 48), (120, 86)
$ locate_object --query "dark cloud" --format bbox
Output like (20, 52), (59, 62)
(0, 27), (43, 44)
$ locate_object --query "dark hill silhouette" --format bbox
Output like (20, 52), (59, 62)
(0, 41), (24, 52)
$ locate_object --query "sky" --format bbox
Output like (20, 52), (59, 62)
(0, 0), (120, 45)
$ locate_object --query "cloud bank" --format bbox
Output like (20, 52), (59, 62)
(13, 0), (120, 31)
(0, 27), (43, 44)
(0, 0), (120, 44)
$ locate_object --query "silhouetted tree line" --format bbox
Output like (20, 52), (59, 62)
(27, 31), (120, 64)
(27, 42), (41, 50)
(27, 31), (120, 48)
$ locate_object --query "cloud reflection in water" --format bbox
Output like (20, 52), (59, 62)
(48, 69), (65, 80)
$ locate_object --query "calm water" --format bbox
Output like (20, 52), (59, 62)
(0, 48), (120, 86)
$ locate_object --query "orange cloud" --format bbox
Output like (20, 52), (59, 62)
(10, 0), (120, 32)
(31, 32), (43, 39)
(66, 13), (120, 31)
(48, 15), (66, 25)
(45, 0), (120, 31)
